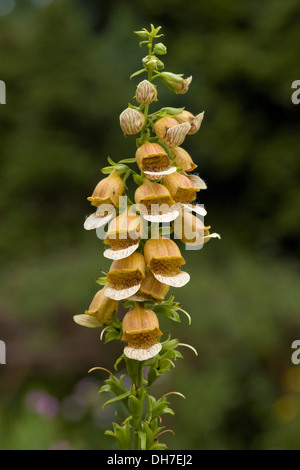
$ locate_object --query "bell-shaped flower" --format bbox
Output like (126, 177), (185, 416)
(136, 142), (176, 180)
(73, 288), (118, 328)
(175, 110), (204, 135)
(103, 207), (144, 260)
(122, 303), (162, 361)
(144, 237), (190, 287)
(154, 117), (191, 147)
(129, 270), (170, 303)
(134, 179), (179, 222)
(104, 252), (146, 300)
(171, 147), (197, 172)
(163, 172), (199, 204)
(174, 211), (220, 248)
(120, 108), (145, 135)
(87, 170), (124, 208)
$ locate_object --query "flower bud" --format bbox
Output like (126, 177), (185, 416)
(153, 43), (167, 55)
(122, 303), (162, 361)
(139, 271), (170, 302)
(154, 117), (191, 147)
(120, 108), (145, 135)
(175, 110), (204, 135)
(135, 80), (157, 105)
(144, 237), (190, 287)
(87, 170), (124, 207)
(105, 252), (146, 300)
(135, 142), (176, 179)
(171, 147), (197, 172)
(142, 55), (159, 71)
(170, 76), (192, 94)
(73, 288), (118, 328)
(163, 172), (199, 204)
(174, 211), (205, 246)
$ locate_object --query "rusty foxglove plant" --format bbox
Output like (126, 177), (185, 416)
(74, 24), (220, 450)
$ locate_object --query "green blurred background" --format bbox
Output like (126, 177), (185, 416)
(0, 0), (300, 450)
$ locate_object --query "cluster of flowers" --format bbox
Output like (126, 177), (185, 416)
(74, 34), (219, 365)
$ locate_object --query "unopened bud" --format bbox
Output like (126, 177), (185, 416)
(153, 42), (167, 55)
(170, 76), (192, 95)
(136, 80), (157, 104)
(120, 108), (145, 135)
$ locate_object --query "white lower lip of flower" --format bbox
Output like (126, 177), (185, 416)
(187, 174), (207, 190)
(84, 212), (113, 230)
(142, 209), (179, 223)
(204, 233), (221, 240)
(124, 343), (162, 361)
(73, 314), (102, 328)
(153, 271), (190, 287)
(103, 243), (139, 260)
(104, 283), (141, 300)
(143, 167), (176, 180)
(182, 203), (207, 217)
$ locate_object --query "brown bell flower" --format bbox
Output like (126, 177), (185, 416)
(135, 142), (176, 180)
(175, 110), (204, 135)
(104, 207), (144, 260)
(87, 171), (124, 207)
(104, 252), (146, 300)
(134, 179), (179, 222)
(73, 288), (118, 328)
(135, 80), (157, 105)
(154, 117), (191, 147)
(144, 237), (190, 287)
(163, 172), (199, 204)
(122, 303), (162, 361)
(171, 147), (197, 172)
(129, 270), (170, 303)
(120, 107), (145, 135)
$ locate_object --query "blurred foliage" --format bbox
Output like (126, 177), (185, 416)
(0, 0), (300, 450)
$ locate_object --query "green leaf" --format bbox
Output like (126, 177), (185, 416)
(114, 354), (125, 371)
(118, 157), (137, 164)
(103, 390), (130, 409)
(133, 173), (144, 185)
(160, 106), (185, 115)
(149, 442), (168, 450)
(101, 166), (114, 174)
(96, 276), (107, 286)
(130, 69), (147, 79)
(105, 417), (132, 450)
(138, 431), (147, 450)
(99, 372), (128, 398)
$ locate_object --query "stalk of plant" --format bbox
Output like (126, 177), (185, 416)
(74, 24), (220, 451)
